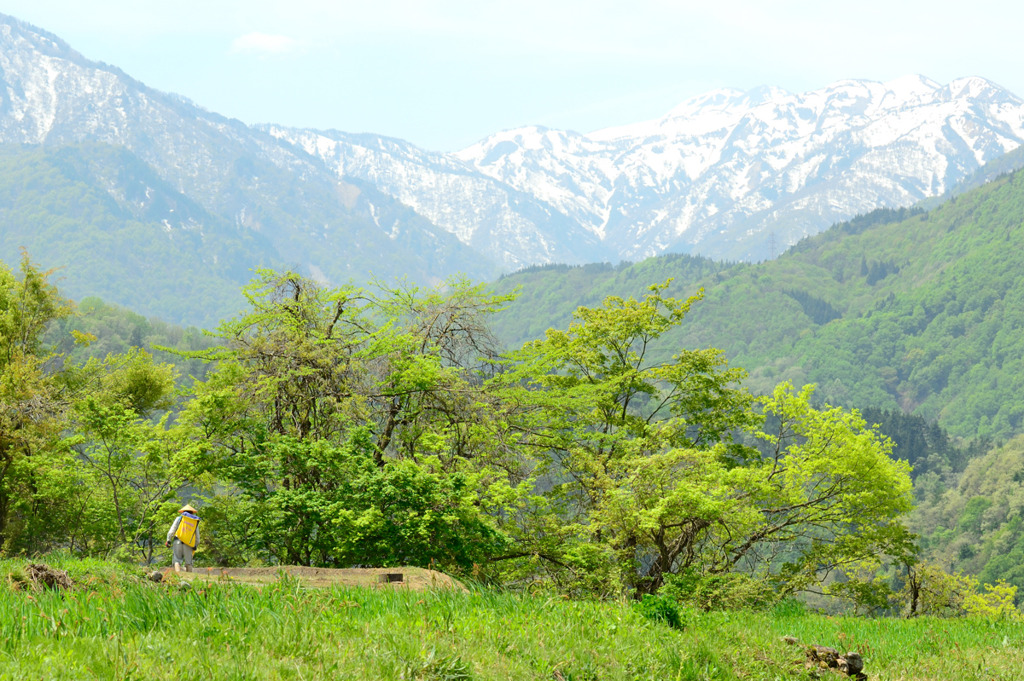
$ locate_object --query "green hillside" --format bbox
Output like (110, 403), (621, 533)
(489, 254), (734, 343)
(911, 435), (1024, 589)
(494, 170), (1024, 441)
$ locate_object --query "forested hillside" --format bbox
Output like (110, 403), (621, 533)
(0, 143), (265, 326)
(494, 168), (1024, 441)
(42, 296), (222, 382)
(489, 254), (734, 342)
(912, 436), (1024, 590)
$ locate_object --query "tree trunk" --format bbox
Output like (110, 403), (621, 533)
(906, 564), (920, 617)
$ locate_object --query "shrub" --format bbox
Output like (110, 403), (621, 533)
(661, 570), (777, 611)
(903, 561), (1023, 619)
(632, 593), (685, 630)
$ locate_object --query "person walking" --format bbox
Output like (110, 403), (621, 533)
(165, 504), (200, 573)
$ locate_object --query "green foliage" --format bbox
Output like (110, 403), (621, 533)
(44, 296), (223, 384)
(487, 282), (913, 600)
(1, 257), (920, 606)
(964, 581), (1021, 619)
(858, 406), (970, 482)
(199, 435), (506, 570)
(0, 255), (197, 559)
(862, 258), (902, 285)
(958, 496), (993, 533)
(752, 384), (915, 586)
(783, 289), (841, 324)
(903, 561), (1022, 620)
(835, 206), (927, 236)
(488, 282), (760, 595)
(827, 560), (900, 615)
(632, 593), (686, 629)
(661, 569), (777, 612)
(0, 253), (75, 552)
(177, 271), (516, 573)
(331, 457), (508, 570)
(70, 398), (182, 560)
(490, 254), (731, 348)
(910, 435), (1024, 601)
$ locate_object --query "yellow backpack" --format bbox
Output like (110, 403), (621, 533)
(174, 512), (199, 548)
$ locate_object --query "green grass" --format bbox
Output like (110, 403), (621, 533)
(2, 556), (1023, 680)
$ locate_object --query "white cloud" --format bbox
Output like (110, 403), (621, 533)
(230, 32), (298, 55)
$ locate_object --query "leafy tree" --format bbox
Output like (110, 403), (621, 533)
(176, 271), (371, 564)
(0, 253), (75, 552)
(67, 349), (180, 561)
(361, 276), (514, 469)
(1, 253), (206, 558)
(902, 561), (1020, 619)
(487, 284), (913, 599)
(748, 384), (915, 593)
(178, 271), (513, 569)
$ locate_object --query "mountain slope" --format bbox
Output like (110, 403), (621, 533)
(3, 11), (1024, 331)
(492, 166), (1024, 442)
(0, 143), (268, 326)
(262, 129), (611, 269)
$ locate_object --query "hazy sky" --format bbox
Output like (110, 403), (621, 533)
(5, 1), (1023, 151)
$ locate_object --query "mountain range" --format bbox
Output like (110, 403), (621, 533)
(1, 12), (1024, 324)
(271, 75), (1024, 266)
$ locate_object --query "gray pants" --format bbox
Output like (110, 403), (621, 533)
(172, 540), (195, 572)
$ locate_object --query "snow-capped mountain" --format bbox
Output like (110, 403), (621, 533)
(264, 130), (608, 269)
(273, 75), (1024, 265)
(0, 13), (494, 311)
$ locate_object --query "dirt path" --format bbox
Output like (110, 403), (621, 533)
(168, 565), (464, 591)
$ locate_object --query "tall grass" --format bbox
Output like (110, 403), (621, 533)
(3, 556), (1023, 680)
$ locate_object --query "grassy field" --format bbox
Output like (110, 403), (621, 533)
(2, 555), (1023, 680)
